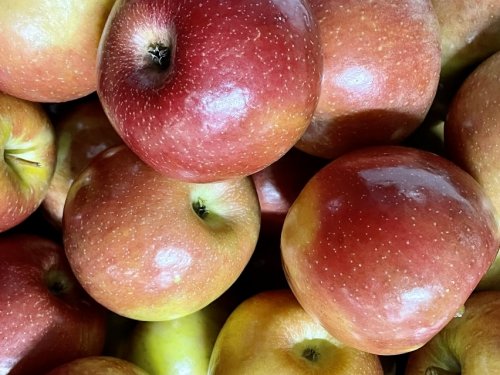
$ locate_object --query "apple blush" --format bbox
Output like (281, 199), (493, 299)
(97, 0), (322, 182)
(281, 145), (500, 355)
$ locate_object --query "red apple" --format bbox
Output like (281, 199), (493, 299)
(251, 147), (327, 237)
(281, 145), (499, 355)
(0, 0), (115, 102)
(0, 92), (56, 233)
(44, 356), (147, 375)
(97, 0), (322, 182)
(43, 96), (123, 228)
(63, 145), (261, 321)
(208, 289), (384, 374)
(444, 51), (500, 291)
(295, 0), (441, 159)
(405, 291), (500, 374)
(0, 234), (107, 375)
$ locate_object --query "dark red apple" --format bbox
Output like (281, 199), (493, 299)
(63, 145), (261, 322)
(295, 0), (441, 159)
(281, 146), (499, 355)
(97, 0), (322, 182)
(0, 234), (107, 375)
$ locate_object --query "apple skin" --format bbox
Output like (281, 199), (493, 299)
(208, 289), (384, 375)
(122, 298), (231, 375)
(405, 291), (500, 375)
(44, 356), (148, 375)
(432, 0), (500, 81)
(281, 145), (500, 355)
(251, 147), (327, 237)
(444, 51), (500, 291)
(0, 92), (56, 233)
(295, 0), (441, 159)
(0, 0), (115, 103)
(42, 96), (123, 228)
(0, 234), (107, 375)
(63, 144), (261, 321)
(97, 0), (322, 183)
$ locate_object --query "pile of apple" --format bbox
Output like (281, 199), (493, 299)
(0, 0), (499, 374)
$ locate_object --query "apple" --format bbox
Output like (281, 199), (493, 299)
(295, 0), (441, 159)
(251, 147), (327, 237)
(44, 356), (148, 375)
(0, 234), (107, 375)
(97, 0), (322, 183)
(405, 291), (500, 374)
(281, 145), (500, 355)
(42, 96), (123, 227)
(444, 51), (500, 291)
(122, 297), (231, 375)
(63, 144), (261, 321)
(432, 0), (500, 82)
(0, 0), (115, 103)
(0, 91), (56, 233)
(208, 289), (384, 375)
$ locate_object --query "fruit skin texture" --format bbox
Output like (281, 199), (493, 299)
(44, 356), (148, 375)
(281, 146), (500, 355)
(296, 0), (441, 159)
(208, 289), (383, 375)
(444, 51), (500, 290)
(0, 235), (107, 375)
(97, 0), (322, 183)
(0, 92), (56, 233)
(0, 0), (115, 103)
(42, 97), (123, 227)
(405, 291), (500, 375)
(63, 145), (261, 321)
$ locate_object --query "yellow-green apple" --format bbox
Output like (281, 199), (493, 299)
(0, 92), (56, 233)
(44, 356), (148, 375)
(0, 234), (107, 375)
(405, 291), (500, 374)
(122, 298), (231, 375)
(251, 147), (327, 238)
(295, 0), (441, 159)
(42, 96), (122, 227)
(0, 0), (115, 103)
(208, 289), (384, 375)
(97, 0), (322, 183)
(445, 51), (500, 291)
(281, 145), (500, 355)
(432, 0), (500, 82)
(63, 145), (261, 321)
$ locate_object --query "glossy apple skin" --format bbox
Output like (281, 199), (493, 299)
(45, 356), (148, 375)
(43, 97), (123, 227)
(63, 145), (261, 321)
(444, 52), (500, 290)
(0, 234), (107, 375)
(251, 147), (327, 237)
(432, 0), (500, 81)
(0, 92), (56, 233)
(0, 0), (115, 102)
(97, 0), (322, 183)
(208, 289), (383, 375)
(405, 291), (500, 374)
(295, 0), (441, 159)
(281, 146), (500, 355)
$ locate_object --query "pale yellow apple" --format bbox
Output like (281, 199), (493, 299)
(208, 289), (383, 375)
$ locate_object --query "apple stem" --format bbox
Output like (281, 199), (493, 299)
(4, 153), (41, 167)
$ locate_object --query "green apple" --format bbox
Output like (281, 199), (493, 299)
(123, 298), (231, 375)
(0, 91), (56, 233)
(208, 289), (384, 375)
(405, 291), (500, 374)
